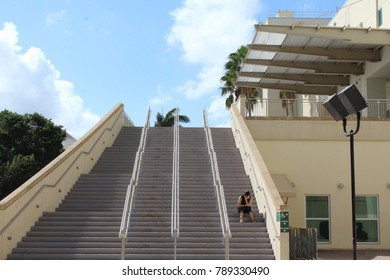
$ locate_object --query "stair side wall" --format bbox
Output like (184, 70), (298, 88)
(230, 102), (288, 260)
(0, 103), (128, 259)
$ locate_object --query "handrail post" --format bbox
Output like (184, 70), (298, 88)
(225, 236), (230, 260)
(173, 235), (177, 260)
(121, 237), (126, 260)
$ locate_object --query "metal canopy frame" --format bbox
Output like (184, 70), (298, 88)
(237, 24), (390, 96)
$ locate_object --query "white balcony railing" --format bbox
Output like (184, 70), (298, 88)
(245, 98), (390, 119)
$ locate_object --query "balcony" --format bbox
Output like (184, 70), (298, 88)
(244, 98), (390, 120)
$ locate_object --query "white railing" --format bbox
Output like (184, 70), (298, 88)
(246, 98), (390, 119)
(171, 108), (180, 260)
(119, 108), (151, 260)
(203, 110), (231, 260)
(366, 99), (390, 118)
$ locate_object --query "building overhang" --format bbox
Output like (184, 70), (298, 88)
(237, 24), (390, 96)
(255, 24), (390, 45)
(271, 174), (295, 204)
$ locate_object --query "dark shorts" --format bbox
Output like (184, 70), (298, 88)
(237, 206), (252, 214)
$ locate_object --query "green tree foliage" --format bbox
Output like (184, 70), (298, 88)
(154, 108), (190, 127)
(220, 45), (259, 113)
(0, 110), (67, 199)
(220, 45), (248, 108)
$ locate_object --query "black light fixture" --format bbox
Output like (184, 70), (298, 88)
(323, 84), (368, 260)
(324, 85), (368, 121)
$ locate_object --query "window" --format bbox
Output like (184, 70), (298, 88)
(378, 8), (383, 27)
(306, 196), (330, 243)
(356, 196), (379, 243)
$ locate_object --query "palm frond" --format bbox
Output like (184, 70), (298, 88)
(154, 108), (191, 127)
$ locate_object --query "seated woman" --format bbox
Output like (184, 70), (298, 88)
(237, 190), (255, 223)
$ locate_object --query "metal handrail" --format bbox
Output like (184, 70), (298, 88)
(231, 112), (279, 239)
(203, 110), (231, 260)
(171, 108), (180, 260)
(119, 108), (151, 260)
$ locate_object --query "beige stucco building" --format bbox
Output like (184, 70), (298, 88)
(235, 0), (390, 255)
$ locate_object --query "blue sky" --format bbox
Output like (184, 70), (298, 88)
(0, 0), (345, 138)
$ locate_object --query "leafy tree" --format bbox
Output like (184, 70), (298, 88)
(154, 108), (190, 127)
(220, 45), (259, 114)
(0, 110), (67, 199)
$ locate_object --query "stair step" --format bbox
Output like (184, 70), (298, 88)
(176, 254), (224, 260)
(8, 253), (123, 260)
(229, 254), (275, 260)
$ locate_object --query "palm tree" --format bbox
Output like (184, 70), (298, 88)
(220, 45), (259, 114)
(154, 108), (190, 127)
(279, 90), (296, 116)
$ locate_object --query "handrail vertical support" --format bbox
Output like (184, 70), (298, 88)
(225, 236), (230, 260)
(121, 237), (126, 260)
(174, 236), (177, 260)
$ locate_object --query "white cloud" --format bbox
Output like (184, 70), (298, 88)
(177, 65), (222, 99)
(167, 0), (260, 65)
(0, 22), (100, 138)
(207, 96), (230, 127)
(148, 85), (174, 107)
(46, 10), (66, 26)
(167, 0), (261, 125)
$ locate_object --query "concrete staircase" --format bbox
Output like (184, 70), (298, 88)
(125, 127), (173, 260)
(177, 128), (224, 260)
(7, 127), (142, 260)
(124, 127), (224, 260)
(211, 128), (275, 260)
(7, 125), (274, 260)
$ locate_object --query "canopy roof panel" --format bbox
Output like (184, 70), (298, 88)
(237, 24), (390, 95)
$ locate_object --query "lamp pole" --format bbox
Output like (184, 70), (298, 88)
(323, 84), (367, 260)
(342, 112), (361, 260)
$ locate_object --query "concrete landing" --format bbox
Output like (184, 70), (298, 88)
(318, 250), (390, 260)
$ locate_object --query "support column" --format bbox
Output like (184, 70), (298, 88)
(238, 94), (246, 117)
(367, 78), (386, 99)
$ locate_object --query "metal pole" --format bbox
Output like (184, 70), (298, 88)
(174, 236), (177, 260)
(349, 132), (357, 260)
(121, 237), (126, 260)
(343, 112), (361, 260)
(225, 236), (230, 260)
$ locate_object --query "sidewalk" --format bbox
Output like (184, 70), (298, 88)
(318, 249), (390, 260)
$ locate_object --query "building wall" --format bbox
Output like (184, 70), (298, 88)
(246, 119), (390, 249)
(331, 0), (390, 103)
(239, 0), (390, 252)
(331, 0), (389, 28)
